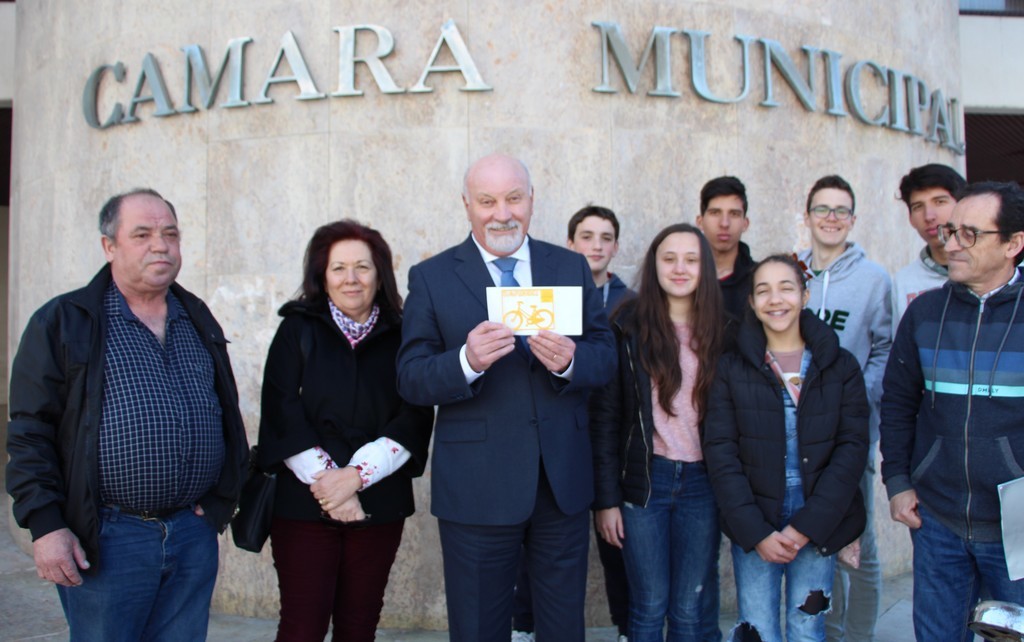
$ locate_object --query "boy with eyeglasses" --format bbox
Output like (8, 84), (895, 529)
(797, 175), (892, 642)
(892, 164), (966, 331)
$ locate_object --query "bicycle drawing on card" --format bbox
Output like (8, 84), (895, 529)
(503, 300), (555, 331)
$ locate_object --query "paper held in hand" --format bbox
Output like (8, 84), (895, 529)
(486, 286), (583, 336)
(999, 475), (1024, 581)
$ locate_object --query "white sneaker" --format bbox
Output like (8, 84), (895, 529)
(617, 636), (628, 642)
(510, 631), (535, 642)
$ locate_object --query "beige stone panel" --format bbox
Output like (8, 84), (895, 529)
(89, 123), (212, 289)
(215, 533), (280, 619)
(206, 134), (329, 278)
(204, 273), (294, 618)
(322, 127), (468, 294)
(204, 274), (296, 433)
(14, 1), (118, 70)
(117, 1), (215, 48)
(328, 89), (473, 139)
(379, 480), (446, 629)
(609, 126), (728, 223)
(10, 57), (69, 185)
(7, 181), (58, 350)
(206, 3), (333, 141)
(460, 1), (610, 132)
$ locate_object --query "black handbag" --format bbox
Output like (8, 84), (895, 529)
(231, 446), (276, 553)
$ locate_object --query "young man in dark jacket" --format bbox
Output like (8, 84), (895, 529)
(6, 189), (249, 640)
(695, 176), (756, 320)
(881, 181), (1024, 641)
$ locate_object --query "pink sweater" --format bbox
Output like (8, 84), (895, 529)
(651, 323), (703, 463)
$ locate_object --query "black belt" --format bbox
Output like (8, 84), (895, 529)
(106, 505), (188, 520)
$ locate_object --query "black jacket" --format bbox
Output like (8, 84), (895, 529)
(6, 266), (249, 571)
(703, 310), (869, 555)
(589, 302), (735, 510)
(719, 241), (756, 322)
(258, 301), (434, 524)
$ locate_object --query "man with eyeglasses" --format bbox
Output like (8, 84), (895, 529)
(880, 181), (1024, 641)
(891, 164), (967, 331)
(797, 175), (891, 642)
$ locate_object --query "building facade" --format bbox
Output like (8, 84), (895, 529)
(4, 0), (977, 628)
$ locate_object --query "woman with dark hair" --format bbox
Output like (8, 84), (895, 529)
(591, 222), (727, 641)
(258, 220), (434, 642)
(703, 254), (868, 642)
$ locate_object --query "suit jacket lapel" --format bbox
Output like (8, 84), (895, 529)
(453, 235), (492, 311)
(529, 238), (555, 286)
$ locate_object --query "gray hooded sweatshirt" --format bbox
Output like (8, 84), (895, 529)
(797, 242), (893, 441)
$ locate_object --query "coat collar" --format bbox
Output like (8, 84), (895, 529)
(735, 308), (840, 373)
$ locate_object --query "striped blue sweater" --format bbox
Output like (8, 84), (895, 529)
(880, 268), (1024, 542)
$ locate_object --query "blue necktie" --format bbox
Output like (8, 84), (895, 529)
(493, 257), (531, 358)
(493, 257), (519, 287)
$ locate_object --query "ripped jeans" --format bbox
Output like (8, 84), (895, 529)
(729, 484), (836, 642)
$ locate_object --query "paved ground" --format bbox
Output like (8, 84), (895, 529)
(1, 491), (920, 642)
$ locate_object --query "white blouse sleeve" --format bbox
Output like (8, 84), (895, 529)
(347, 437), (411, 490)
(283, 446), (338, 485)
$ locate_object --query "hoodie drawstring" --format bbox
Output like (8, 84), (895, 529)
(931, 288), (954, 409)
(817, 270), (831, 320)
(988, 285), (1024, 397)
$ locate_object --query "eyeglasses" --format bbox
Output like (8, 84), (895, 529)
(937, 224), (1001, 248)
(808, 205), (854, 220)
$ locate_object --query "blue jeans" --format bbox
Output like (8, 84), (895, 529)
(911, 504), (1024, 642)
(730, 485), (836, 642)
(57, 506), (219, 642)
(621, 457), (721, 642)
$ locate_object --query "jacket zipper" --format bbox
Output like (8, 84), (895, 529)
(964, 300), (985, 540)
(623, 340), (652, 507)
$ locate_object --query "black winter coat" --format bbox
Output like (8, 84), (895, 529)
(6, 266), (249, 572)
(703, 310), (869, 555)
(258, 301), (434, 524)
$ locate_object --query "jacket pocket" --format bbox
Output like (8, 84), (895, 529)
(437, 420), (486, 443)
(911, 437), (942, 484)
(996, 436), (1024, 479)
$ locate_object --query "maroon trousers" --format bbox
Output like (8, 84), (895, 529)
(270, 517), (405, 642)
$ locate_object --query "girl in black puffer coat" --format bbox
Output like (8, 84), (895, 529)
(703, 255), (869, 642)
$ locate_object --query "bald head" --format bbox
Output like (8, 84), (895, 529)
(463, 154), (532, 200)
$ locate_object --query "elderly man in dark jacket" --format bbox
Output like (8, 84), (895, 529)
(6, 188), (248, 641)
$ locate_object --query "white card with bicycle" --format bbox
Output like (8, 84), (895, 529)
(486, 286), (583, 336)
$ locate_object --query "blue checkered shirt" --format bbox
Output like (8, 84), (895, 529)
(98, 283), (225, 511)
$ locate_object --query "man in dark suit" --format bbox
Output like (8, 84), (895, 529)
(397, 153), (616, 642)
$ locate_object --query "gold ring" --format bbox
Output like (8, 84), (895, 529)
(318, 498), (326, 506)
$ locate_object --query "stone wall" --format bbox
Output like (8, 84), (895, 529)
(7, 0), (961, 629)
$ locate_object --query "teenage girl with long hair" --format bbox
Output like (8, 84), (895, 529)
(591, 222), (726, 641)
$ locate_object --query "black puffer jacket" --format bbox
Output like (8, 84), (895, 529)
(703, 310), (869, 555)
(590, 302), (734, 510)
